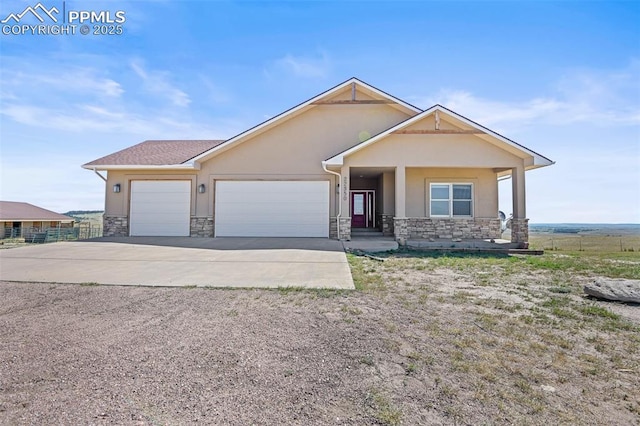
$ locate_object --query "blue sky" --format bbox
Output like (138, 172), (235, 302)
(1, 0), (638, 223)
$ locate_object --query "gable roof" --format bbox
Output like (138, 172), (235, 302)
(323, 104), (555, 170)
(188, 77), (422, 164)
(0, 201), (74, 222)
(82, 140), (224, 170)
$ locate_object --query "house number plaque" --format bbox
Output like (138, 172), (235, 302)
(342, 176), (348, 201)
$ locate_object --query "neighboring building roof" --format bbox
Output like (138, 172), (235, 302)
(0, 201), (74, 222)
(83, 140), (225, 168)
(323, 104), (555, 170)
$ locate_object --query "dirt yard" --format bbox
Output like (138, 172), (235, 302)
(1, 251), (639, 425)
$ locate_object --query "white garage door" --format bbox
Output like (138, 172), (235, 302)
(215, 181), (329, 237)
(129, 180), (191, 236)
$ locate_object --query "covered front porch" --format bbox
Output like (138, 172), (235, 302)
(333, 165), (529, 248)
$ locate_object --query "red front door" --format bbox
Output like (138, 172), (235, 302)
(351, 192), (366, 228)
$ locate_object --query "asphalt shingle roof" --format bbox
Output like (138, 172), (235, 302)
(0, 201), (74, 222)
(83, 140), (226, 167)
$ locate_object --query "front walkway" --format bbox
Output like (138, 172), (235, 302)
(0, 237), (354, 289)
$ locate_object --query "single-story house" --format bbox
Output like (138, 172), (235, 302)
(0, 201), (74, 239)
(83, 78), (553, 246)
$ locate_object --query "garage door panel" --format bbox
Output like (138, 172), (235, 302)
(131, 203), (190, 215)
(130, 181), (191, 237)
(215, 181), (329, 237)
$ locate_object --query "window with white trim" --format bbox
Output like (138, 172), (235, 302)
(430, 183), (473, 218)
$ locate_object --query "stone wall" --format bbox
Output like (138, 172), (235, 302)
(103, 215), (128, 237)
(510, 218), (529, 246)
(329, 217), (338, 239)
(378, 214), (394, 236)
(393, 218), (409, 245)
(190, 217), (214, 237)
(394, 217), (502, 243)
(338, 217), (351, 241)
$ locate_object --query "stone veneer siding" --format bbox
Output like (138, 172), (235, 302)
(103, 215), (128, 237)
(338, 217), (352, 241)
(378, 214), (394, 236)
(394, 218), (502, 243)
(190, 217), (214, 237)
(510, 218), (529, 246)
(329, 217), (338, 239)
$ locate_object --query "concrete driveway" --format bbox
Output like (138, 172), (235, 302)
(0, 237), (354, 289)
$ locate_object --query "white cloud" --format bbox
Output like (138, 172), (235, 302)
(1, 67), (123, 100)
(270, 51), (331, 79)
(413, 61), (640, 132)
(131, 60), (191, 107)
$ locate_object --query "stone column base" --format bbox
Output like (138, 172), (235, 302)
(510, 218), (529, 246)
(103, 215), (128, 237)
(190, 217), (214, 237)
(393, 217), (409, 245)
(338, 217), (351, 241)
(379, 214), (395, 236)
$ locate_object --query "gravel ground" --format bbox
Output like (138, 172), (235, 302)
(1, 256), (639, 425)
(1, 283), (411, 425)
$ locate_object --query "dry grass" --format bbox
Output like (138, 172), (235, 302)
(344, 244), (640, 425)
(529, 234), (640, 252)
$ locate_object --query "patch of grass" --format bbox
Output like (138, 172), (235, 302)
(405, 363), (418, 374)
(79, 282), (99, 286)
(525, 253), (640, 279)
(359, 355), (375, 366)
(347, 255), (387, 291)
(366, 389), (402, 426)
(549, 286), (572, 294)
(340, 305), (363, 315)
(578, 305), (621, 320)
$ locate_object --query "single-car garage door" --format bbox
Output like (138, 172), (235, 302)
(130, 180), (191, 236)
(215, 181), (329, 237)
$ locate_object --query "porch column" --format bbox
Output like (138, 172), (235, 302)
(511, 165), (529, 245)
(339, 165), (351, 240)
(395, 166), (406, 217)
(394, 166), (409, 244)
(511, 165), (526, 219)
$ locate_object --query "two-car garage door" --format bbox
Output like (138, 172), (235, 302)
(215, 181), (329, 237)
(129, 180), (329, 237)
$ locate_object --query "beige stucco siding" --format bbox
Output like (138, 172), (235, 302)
(196, 104), (411, 217)
(201, 104), (411, 176)
(345, 134), (526, 168)
(406, 167), (498, 218)
(103, 103), (413, 218)
(104, 171), (198, 216)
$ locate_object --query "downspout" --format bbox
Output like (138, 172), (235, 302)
(92, 168), (107, 182)
(322, 161), (341, 240)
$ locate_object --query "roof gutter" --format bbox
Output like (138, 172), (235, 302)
(82, 164), (199, 171)
(322, 161), (342, 240)
(92, 168), (107, 182)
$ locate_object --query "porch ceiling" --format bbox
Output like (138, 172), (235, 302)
(350, 167), (394, 178)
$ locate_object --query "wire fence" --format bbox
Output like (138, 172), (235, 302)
(1, 224), (103, 243)
(528, 234), (640, 252)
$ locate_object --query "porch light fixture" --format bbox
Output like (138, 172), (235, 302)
(113, 183), (121, 193)
(198, 183), (206, 193)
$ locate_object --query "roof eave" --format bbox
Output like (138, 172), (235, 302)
(0, 218), (74, 222)
(324, 104), (555, 166)
(82, 163), (199, 171)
